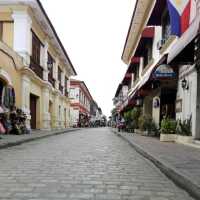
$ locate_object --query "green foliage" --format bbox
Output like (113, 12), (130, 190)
(176, 118), (192, 136)
(123, 107), (141, 130)
(161, 118), (177, 134)
(138, 115), (158, 135)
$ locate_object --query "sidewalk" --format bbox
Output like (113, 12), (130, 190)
(111, 128), (200, 200)
(0, 128), (80, 149)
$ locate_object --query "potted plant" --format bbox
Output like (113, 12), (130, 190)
(138, 115), (158, 136)
(160, 118), (177, 142)
(124, 108), (141, 133)
(175, 118), (193, 144)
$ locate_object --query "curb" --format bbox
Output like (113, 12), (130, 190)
(0, 128), (81, 150)
(111, 129), (200, 200)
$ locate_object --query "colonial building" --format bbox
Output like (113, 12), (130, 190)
(0, 0), (77, 130)
(115, 0), (200, 139)
(69, 79), (93, 127)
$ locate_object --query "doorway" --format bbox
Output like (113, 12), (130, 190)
(30, 94), (38, 129)
(160, 89), (176, 122)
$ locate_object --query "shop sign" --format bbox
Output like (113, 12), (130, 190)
(154, 64), (176, 78)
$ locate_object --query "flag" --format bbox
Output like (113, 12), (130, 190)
(167, 0), (197, 37)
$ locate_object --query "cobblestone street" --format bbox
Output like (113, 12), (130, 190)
(0, 128), (194, 200)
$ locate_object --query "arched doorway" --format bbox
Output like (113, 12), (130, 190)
(0, 78), (7, 106)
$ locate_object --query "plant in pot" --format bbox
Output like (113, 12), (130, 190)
(138, 115), (158, 136)
(176, 117), (192, 143)
(160, 118), (177, 142)
(132, 107), (141, 129)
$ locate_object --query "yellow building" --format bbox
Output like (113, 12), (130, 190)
(0, 0), (77, 130)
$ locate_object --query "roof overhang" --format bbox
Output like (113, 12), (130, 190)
(122, 0), (156, 64)
(147, 0), (167, 26)
(114, 84), (122, 98)
(0, 0), (77, 76)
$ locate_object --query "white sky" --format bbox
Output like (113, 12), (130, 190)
(41, 0), (135, 117)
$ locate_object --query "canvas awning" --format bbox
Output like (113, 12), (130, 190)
(167, 15), (200, 64)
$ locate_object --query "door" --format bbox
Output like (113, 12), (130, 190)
(30, 94), (37, 129)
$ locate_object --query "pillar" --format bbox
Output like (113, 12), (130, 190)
(42, 87), (51, 130)
(12, 11), (32, 66)
(21, 74), (31, 129)
(43, 41), (49, 81)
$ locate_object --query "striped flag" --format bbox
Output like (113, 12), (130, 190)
(167, 0), (197, 37)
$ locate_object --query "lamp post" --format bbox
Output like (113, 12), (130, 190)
(181, 78), (189, 90)
(47, 61), (53, 71)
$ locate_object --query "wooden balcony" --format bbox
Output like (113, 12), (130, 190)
(30, 57), (43, 80)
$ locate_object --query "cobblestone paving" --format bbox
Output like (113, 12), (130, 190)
(0, 128), (194, 200)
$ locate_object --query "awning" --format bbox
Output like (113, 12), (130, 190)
(167, 15), (200, 64)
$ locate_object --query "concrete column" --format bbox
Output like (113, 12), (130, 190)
(42, 87), (51, 130)
(21, 74), (31, 129)
(139, 57), (143, 78)
(12, 11), (32, 66)
(43, 41), (49, 81)
(61, 71), (65, 95)
(152, 96), (160, 126)
(53, 58), (59, 90)
(61, 71), (65, 87)
(54, 95), (60, 128)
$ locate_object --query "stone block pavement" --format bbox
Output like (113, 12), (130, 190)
(112, 129), (200, 200)
(0, 128), (80, 149)
(0, 128), (195, 200)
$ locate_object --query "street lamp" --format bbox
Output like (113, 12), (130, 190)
(181, 78), (189, 90)
(47, 61), (53, 71)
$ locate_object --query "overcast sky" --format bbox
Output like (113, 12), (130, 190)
(41, 0), (135, 117)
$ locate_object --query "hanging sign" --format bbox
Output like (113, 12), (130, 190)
(153, 64), (176, 78)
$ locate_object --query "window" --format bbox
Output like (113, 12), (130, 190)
(70, 88), (75, 98)
(143, 40), (153, 68)
(65, 77), (69, 97)
(162, 9), (171, 41)
(134, 64), (139, 80)
(32, 31), (42, 65)
(30, 31), (43, 79)
(58, 66), (62, 82)
(58, 67), (63, 93)
(48, 52), (55, 86)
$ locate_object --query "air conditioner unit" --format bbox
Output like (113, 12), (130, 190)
(157, 39), (165, 50)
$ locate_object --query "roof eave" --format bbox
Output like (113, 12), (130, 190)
(36, 0), (77, 76)
(121, 0), (156, 65)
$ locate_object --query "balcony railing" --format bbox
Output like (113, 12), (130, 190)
(30, 58), (43, 80)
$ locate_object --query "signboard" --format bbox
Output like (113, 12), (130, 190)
(154, 64), (176, 78)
